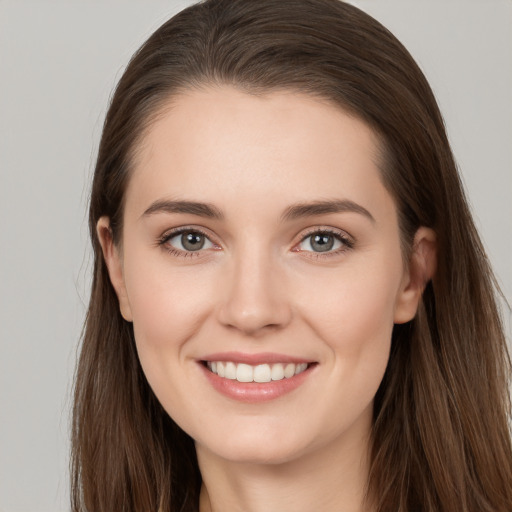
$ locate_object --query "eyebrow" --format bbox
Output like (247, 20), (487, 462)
(281, 199), (375, 223)
(141, 198), (374, 223)
(141, 199), (224, 220)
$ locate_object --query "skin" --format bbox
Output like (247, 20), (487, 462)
(98, 86), (436, 512)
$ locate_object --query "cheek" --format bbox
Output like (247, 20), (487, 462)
(294, 254), (402, 400)
(120, 251), (220, 404)
(124, 256), (213, 345)
(299, 260), (401, 344)
(121, 253), (218, 426)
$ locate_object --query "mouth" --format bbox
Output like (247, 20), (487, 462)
(204, 361), (310, 383)
(199, 354), (317, 403)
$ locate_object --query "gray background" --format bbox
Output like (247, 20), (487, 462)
(0, 1), (510, 510)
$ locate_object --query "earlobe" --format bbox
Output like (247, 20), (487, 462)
(96, 217), (133, 322)
(393, 227), (437, 324)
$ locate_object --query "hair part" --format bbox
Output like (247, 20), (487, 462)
(73, 1), (512, 511)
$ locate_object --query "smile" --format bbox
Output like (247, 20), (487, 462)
(206, 361), (309, 383)
(200, 353), (316, 402)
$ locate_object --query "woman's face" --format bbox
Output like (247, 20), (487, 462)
(100, 86), (425, 465)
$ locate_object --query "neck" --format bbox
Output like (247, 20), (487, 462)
(197, 422), (374, 512)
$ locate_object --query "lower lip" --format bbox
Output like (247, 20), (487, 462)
(200, 363), (315, 403)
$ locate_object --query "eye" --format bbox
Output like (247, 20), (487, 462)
(296, 230), (353, 254)
(160, 229), (216, 254)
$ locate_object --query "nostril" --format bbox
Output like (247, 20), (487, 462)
(218, 301), (293, 336)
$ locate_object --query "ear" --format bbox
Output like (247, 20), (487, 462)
(393, 227), (437, 324)
(96, 216), (133, 322)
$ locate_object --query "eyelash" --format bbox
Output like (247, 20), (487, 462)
(156, 226), (354, 259)
(157, 226), (216, 259)
(295, 228), (354, 259)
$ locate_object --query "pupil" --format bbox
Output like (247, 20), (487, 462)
(312, 234), (334, 252)
(182, 232), (205, 251)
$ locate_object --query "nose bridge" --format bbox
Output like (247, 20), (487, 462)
(217, 238), (291, 335)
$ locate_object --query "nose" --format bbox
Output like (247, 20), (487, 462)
(217, 247), (292, 337)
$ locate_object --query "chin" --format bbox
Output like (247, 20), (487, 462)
(211, 444), (304, 466)
(196, 426), (316, 466)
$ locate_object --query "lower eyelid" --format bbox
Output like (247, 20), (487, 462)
(164, 246), (205, 258)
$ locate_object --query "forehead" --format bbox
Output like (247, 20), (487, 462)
(125, 86), (389, 219)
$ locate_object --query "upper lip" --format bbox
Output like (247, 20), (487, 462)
(200, 351), (313, 365)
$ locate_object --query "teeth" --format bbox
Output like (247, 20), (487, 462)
(225, 362), (237, 379)
(271, 364), (284, 381)
(206, 361), (309, 383)
(295, 363), (308, 375)
(254, 364), (271, 383)
(284, 363), (295, 378)
(236, 363), (253, 383)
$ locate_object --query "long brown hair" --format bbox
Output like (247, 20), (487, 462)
(72, 1), (512, 510)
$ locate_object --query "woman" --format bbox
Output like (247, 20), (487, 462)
(71, 0), (512, 511)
